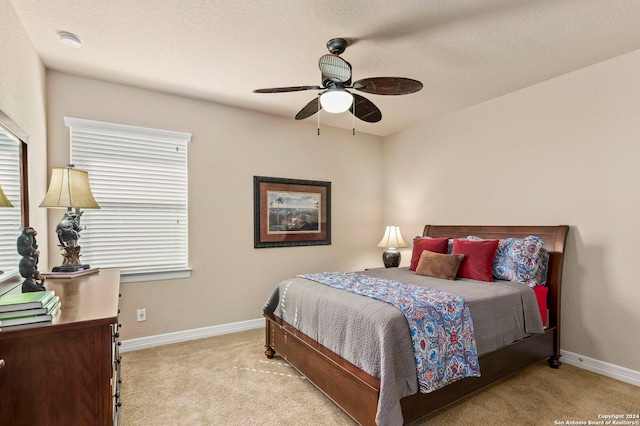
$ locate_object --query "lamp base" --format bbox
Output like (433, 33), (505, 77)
(382, 249), (401, 268)
(52, 264), (91, 273)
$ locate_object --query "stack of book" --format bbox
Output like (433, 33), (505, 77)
(0, 290), (61, 331)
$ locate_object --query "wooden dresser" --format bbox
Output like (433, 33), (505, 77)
(0, 268), (121, 425)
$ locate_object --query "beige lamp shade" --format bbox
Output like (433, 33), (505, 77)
(377, 225), (407, 249)
(40, 167), (100, 209)
(0, 184), (13, 207)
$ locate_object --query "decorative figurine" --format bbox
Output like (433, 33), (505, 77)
(54, 209), (88, 270)
(17, 226), (46, 292)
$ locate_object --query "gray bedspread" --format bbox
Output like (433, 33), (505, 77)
(263, 267), (544, 426)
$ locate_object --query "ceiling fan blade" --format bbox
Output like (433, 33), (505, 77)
(318, 54), (352, 85)
(253, 85), (322, 94)
(295, 97), (322, 120)
(352, 77), (422, 95)
(350, 94), (382, 123)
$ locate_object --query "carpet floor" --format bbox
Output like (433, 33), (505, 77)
(120, 328), (639, 425)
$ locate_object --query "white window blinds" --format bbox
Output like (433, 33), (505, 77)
(66, 117), (191, 278)
(0, 132), (22, 277)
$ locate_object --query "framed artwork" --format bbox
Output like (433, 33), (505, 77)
(254, 176), (331, 248)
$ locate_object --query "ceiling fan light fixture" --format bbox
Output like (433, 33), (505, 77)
(319, 89), (353, 113)
(59, 31), (82, 48)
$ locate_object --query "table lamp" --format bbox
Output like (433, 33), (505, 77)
(40, 166), (100, 272)
(377, 225), (407, 268)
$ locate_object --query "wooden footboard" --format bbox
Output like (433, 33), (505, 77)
(401, 328), (556, 423)
(265, 225), (568, 425)
(265, 313), (380, 425)
(266, 312), (556, 425)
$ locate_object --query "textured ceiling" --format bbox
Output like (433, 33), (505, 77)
(9, 0), (640, 136)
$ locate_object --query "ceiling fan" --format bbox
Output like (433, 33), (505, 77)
(253, 38), (423, 123)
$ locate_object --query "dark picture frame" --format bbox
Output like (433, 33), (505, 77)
(254, 176), (331, 248)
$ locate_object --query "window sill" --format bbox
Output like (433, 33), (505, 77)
(120, 268), (192, 283)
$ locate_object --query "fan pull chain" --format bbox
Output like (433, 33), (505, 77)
(317, 98), (320, 136)
(352, 99), (355, 135)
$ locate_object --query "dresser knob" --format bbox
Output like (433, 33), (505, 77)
(0, 359), (5, 370)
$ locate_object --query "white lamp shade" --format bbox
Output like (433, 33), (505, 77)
(319, 89), (353, 113)
(40, 167), (100, 209)
(377, 225), (407, 249)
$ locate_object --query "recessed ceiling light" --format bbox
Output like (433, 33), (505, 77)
(59, 31), (82, 48)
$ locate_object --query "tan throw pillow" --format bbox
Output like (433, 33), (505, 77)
(415, 250), (465, 280)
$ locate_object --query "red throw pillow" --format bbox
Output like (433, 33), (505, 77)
(452, 239), (499, 282)
(409, 237), (449, 271)
(534, 285), (548, 326)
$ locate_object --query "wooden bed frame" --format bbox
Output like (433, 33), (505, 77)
(264, 225), (569, 425)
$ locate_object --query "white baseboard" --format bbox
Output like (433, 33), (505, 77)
(560, 349), (640, 387)
(120, 318), (264, 352)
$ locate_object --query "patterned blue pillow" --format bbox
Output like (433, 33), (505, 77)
(467, 235), (549, 287)
(494, 236), (547, 287)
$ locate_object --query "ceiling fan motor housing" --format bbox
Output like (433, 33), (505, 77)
(326, 38), (348, 55)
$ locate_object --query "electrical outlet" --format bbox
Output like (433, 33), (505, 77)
(136, 308), (147, 322)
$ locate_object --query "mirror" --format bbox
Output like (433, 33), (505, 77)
(0, 109), (29, 281)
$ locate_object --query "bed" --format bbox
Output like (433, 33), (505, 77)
(263, 225), (569, 425)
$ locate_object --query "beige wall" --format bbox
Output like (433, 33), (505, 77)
(383, 49), (640, 372)
(0, 0), (48, 258)
(45, 71), (383, 340)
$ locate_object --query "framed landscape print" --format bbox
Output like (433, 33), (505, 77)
(254, 176), (331, 248)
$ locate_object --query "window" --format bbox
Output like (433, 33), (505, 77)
(0, 130), (22, 278)
(66, 117), (191, 282)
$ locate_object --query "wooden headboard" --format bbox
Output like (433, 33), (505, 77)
(422, 225), (569, 337)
